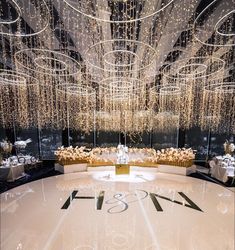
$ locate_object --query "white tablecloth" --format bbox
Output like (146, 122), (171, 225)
(209, 158), (235, 183)
(0, 164), (25, 182)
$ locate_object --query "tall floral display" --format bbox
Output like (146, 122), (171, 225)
(223, 141), (235, 156)
(0, 140), (13, 164)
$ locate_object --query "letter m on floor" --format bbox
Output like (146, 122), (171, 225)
(149, 192), (203, 212)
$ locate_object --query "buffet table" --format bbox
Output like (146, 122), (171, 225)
(209, 156), (235, 183)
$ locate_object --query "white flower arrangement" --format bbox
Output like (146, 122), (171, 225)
(55, 146), (90, 164)
(14, 138), (32, 149)
(223, 140), (235, 155)
(0, 140), (13, 163)
(156, 148), (196, 167)
(91, 147), (117, 155)
(0, 140), (13, 153)
(89, 147), (116, 164)
(54, 146), (195, 167)
(128, 147), (156, 156)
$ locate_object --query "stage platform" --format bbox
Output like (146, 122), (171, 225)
(1, 169), (234, 250)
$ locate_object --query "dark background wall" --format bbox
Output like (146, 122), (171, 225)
(0, 125), (234, 163)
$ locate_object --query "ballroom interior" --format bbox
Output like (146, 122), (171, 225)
(0, 0), (234, 249)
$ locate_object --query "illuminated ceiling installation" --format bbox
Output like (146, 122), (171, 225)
(0, 0), (234, 134)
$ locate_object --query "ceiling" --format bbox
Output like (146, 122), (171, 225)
(0, 0), (234, 81)
(0, 0), (234, 134)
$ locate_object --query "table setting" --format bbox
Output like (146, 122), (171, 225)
(209, 154), (235, 183)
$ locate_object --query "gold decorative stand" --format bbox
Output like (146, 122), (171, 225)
(115, 164), (130, 175)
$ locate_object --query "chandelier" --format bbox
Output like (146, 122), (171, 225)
(201, 82), (235, 134)
(0, 0), (234, 135)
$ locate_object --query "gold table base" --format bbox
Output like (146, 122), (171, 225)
(115, 164), (130, 175)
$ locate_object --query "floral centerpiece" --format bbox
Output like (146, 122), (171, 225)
(54, 146), (195, 168)
(14, 138), (32, 150)
(55, 146), (90, 165)
(89, 147), (116, 165)
(91, 147), (117, 155)
(223, 140), (235, 155)
(128, 147), (156, 155)
(0, 140), (13, 164)
(128, 147), (158, 166)
(156, 147), (195, 167)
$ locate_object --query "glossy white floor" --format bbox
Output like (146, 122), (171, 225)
(1, 167), (234, 250)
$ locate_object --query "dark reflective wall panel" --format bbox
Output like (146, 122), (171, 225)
(96, 131), (120, 147)
(184, 127), (209, 161)
(69, 130), (94, 148)
(15, 127), (39, 157)
(0, 127), (6, 141)
(152, 129), (178, 150)
(1, 124), (234, 161)
(125, 132), (151, 148)
(39, 129), (62, 160)
(209, 133), (235, 157)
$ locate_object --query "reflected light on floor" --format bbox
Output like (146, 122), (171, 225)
(91, 171), (156, 183)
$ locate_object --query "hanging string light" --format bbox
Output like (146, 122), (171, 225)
(201, 82), (235, 134)
(162, 56), (225, 129)
(0, 70), (38, 128)
(194, 0), (235, 47)
(57, 84), (96, 133)
(0, 0), (234, 135)
(149, 86), (180, 133)
(0, 0), (50, 37)
(14, 48), (83, 129)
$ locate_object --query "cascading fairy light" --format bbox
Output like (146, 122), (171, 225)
(158, 85), (181, 131)
(0, 0), (50, 37)
(96, 110), (121, 132)
(193, 0), (235, 48)
(193, 0), (235, 133)
(0, 70), (39, 128)
(159, 85), (181, 116)
(0, 0), (234, 135)
(201, 82), (235, 134)
(132, 110), (152, 133)
(0, 73), (27, 128)
(0, 0), (55, 130)
(98, 77), (146, 111)
(214, 82), (235, 134)
(162, 56), (225, 129)
(62, 0), (179, 134)
(14, 48), (83, 129)
(148, 86), (181, 133)
(0, 0), (190, 133)
(57, 83), (96, 133)
(97, 76), (148, 133)
(201, 82), (220, 132)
